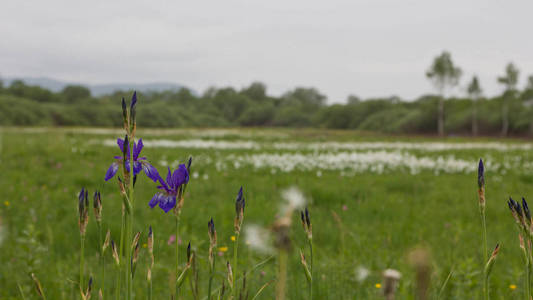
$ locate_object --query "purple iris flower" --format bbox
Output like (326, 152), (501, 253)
(104, 138), (159, 182)
(149, 164), (189, 213)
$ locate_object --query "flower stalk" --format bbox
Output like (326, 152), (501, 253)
(78, 188), (89, 297)
(477, 159), (489, 300)
(508, 196), (533, 299)
(300, 207), (313, 299)
(208, 218), (217, 300)
(233, 186), (245, 298)
(111, 240), (121, 300)
(174, 211), (181, 298)
(147, 226), (154, 300)
(31, 273), (46, 300)
(93, 191), (105, 298)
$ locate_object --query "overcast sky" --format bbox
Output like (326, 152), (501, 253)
(2, 0), (533, 103)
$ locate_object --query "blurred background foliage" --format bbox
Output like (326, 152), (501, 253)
(2, 77), (533, 136)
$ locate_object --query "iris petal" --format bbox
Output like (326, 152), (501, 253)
(174, 164), (190, 187)
(117, 138), (124, 151)
(134, 139), (143, 160)
(142, 162), (160, 182)
(117, 138), (131, 160)
(149, 193), (162, 208)
(104, 162), (119, 181)
(166, 167), (172, 188)
(133, 161), (142, 176)
(159, 195), (176, 213)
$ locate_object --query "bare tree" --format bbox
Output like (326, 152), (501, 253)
(426, 51), (462, 136)
(497, 62), (519, 136)
(467, 76), (482, 136)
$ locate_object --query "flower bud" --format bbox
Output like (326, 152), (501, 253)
(93, 190), (102, 223)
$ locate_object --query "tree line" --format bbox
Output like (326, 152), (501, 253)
(1, 51), (533, 136)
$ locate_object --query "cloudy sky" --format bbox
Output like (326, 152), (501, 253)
(2, 0), (532, 102)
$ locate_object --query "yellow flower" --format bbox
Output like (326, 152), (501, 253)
(509, 284), (517, 290)
(375, 283), (381, 289)
(218, 246), (228, 252)
(4, 201), (9, 207)
(142, 243), (148, 248)
(231, 236), (236, 242)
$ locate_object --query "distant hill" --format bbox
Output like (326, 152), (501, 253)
(3, 77), (192, 96)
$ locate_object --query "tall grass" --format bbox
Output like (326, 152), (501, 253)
(15, 93), (533, 299)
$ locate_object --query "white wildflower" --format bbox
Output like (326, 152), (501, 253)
(355, 266), (370, 282)
(383, 269), (401, 280)
(244, 225), (273, 254)
(281, 186), (307, 211)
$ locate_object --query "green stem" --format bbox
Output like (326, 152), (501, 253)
(526, 260), (531, 300)
(175, 213), (181, 298)
(148, 277), (152, 300)
(97, 222), (104, 299)
(308, 238), (313, 300)
(276, 250), (288, 300)
(115, 264), (121, 300)
(126, 137), (135, 300)
(119, 208), (125, 256)
(480, 208), (488, 300)
(233, 232), (240, 296)
(80, 235), (85, 297)
(125, 210), (133, 300)
(208, 253), (216, 300)
(526, 235), (532, 300)
(116, 210), (124, 300)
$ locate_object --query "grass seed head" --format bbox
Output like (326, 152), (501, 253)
(208, 218), (217, 245)
(208, 218), (217, 265)
(235, 186), (245, 232)
(132, 231), (141, 251)
(148, 225), (153, 254)
(93, 190), (102, 223)
(226, 261), (234, 287)
(129, 92), (137, 136)
(484, 243), (500, 276)
(187, 242), (191, 262)
(121, 97), (128, 129)
(78, 188), (89, 236)
(102, 229), (111, 253)
(117, 177), (126, 196)
(84, 277), (93, 300)
(111, 240), (120, 266)
(522, 197), (531, 222)
(132, 241), (141, 278)
(508, 197), (523, 225)
(31, 273), (45, 299)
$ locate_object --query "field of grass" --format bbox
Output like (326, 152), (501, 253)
(2, 127), (533, 299)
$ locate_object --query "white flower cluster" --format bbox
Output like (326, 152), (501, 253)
(103, 138), (533, 152)
(101, 138), (533, 175)
(226, 151), (474, 174)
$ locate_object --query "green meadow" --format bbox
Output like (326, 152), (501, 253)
(2, 127), (533, 299)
